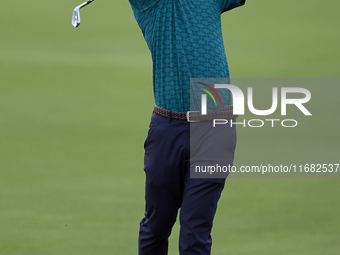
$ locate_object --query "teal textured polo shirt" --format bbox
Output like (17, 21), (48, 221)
(129, 0), (245, 111)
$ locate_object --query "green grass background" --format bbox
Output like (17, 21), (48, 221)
(0, 0), (339, 254)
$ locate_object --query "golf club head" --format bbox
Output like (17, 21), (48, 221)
(72, 7), (81, 28)
(71, 0), (94, 28)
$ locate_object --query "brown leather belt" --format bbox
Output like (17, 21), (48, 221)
(153, 105), (237, 122)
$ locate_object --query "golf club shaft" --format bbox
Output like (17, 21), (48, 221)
(78, 0), (94, 10)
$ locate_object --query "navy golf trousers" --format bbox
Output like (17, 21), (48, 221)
(138, 112), (236, 255)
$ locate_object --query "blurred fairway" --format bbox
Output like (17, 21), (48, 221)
(0, 1), (339, 255)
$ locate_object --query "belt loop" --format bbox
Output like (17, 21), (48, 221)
(213, 109), (218, 119)
(168, 110), (172, 123)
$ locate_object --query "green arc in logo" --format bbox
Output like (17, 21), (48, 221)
(200, 88), (217, 106)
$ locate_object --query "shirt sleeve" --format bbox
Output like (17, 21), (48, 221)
(220, 0), (245, 13)
(128, 0), (160, 10)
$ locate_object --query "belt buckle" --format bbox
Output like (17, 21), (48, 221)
(186, 111), (201, 122)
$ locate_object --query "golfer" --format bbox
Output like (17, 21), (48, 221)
(128, 0), (245, 254)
